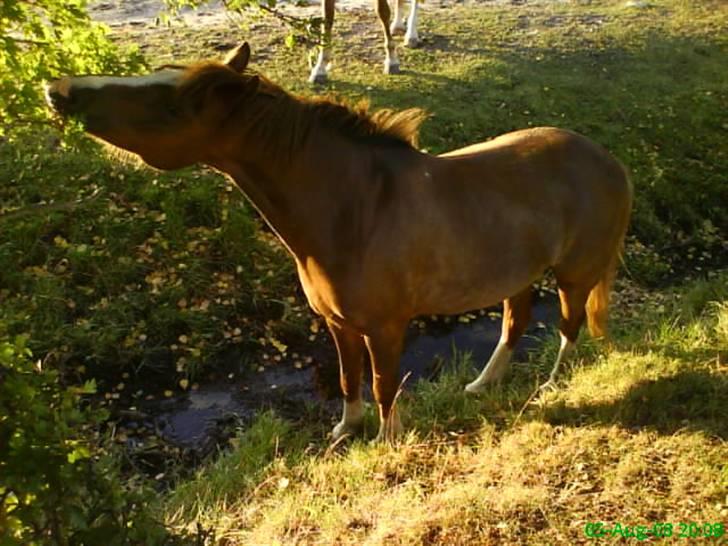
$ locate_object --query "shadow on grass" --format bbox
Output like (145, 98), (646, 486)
(541, 369), (728, 440)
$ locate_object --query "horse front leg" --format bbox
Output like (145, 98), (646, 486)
(364, 321), (407, 442)
(328, 320), (366, 440)
(309, 0), (335, 84)
(375, 0), (400, 74)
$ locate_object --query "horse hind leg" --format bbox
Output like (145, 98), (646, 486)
(538, 281), (589, 392)
(309, 0), (335, 84)
(541, 253), (619, 391)
(376, 0), (400, 74)
(465, 287), (532, 393)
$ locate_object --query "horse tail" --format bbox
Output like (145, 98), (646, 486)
(586, 169), (632, 339)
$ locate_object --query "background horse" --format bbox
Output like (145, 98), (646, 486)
(45, 43), (632, 442)
(309, 0), (420, 83)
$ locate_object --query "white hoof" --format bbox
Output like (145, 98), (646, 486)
(390, 22), (406, 35)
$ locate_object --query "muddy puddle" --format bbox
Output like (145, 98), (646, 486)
(117, 295), (559, 467)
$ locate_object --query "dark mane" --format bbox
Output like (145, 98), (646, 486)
(177, 63), (426, 159)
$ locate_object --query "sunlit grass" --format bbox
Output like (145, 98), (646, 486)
(164, 274), (727, 544)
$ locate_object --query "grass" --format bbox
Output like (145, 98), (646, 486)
(164, 274), (728, 544)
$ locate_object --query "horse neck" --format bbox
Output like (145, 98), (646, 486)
(209, 127), (374, 261)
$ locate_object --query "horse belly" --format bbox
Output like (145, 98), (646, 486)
(417, 274), (539, 315)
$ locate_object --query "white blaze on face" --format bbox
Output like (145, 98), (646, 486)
(50, 69), (184, 98)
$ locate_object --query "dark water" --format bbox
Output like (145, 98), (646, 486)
(128, 296), (560, 454)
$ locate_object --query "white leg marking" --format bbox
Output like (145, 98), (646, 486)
(390, 0), (406, 34)
(403, 0), (420, 47)
(539, 333), (575, 392)
(375, 407), (402, 443)
(465, 338), (513, 393)
(308, 48), (331, 84)
(332, 398), (364, 440)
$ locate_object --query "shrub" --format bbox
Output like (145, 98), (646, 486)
(0, 336), (176, 545)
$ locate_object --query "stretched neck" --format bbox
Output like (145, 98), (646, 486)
(202, 85), (422, 262)
(208, 125), (367, 260)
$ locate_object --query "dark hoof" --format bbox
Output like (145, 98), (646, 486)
(308, 73), (328, 85)
(384, 63), (401, 75)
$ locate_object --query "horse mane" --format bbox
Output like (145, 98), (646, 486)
(177, 63), (426, 159)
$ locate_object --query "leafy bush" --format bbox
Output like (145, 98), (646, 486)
(0, 336), (175, 545)
(0, 0), (144, 137)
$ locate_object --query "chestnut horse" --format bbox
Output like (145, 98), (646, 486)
(309, 0), (420, 83)
(45, 43), (632, 442)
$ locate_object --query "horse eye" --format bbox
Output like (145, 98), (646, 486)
(167, 104), (182, 117)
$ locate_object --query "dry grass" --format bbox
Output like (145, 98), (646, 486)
(165, 275), (728, 545)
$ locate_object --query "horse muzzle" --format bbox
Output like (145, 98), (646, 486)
(44, 77), (75, 116)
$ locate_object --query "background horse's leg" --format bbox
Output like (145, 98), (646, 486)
(364, 321), (407, 442)
(403, 0), (420, 47)
(539, 281), (590, 391)
(465, 287), (532, 393)
(390, 0), (406, 34)
(328, 321), (367, 440)
(376, 0), (401, 74)
(309, 0), (336, 84)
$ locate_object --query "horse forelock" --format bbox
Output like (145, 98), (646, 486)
(175, 62), (426, 153)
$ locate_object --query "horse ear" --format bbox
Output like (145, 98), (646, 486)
(224, 42), (251, 73)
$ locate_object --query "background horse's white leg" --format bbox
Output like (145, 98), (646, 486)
(403, 0), (420, 47)
(390, 0), (406, 34)
(465, 288), (532, 393)
(309, 0), (336, 84)
(376, 0), (400, 74)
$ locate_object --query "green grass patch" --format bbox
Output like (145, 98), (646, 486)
(164, 273), (728, 544)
